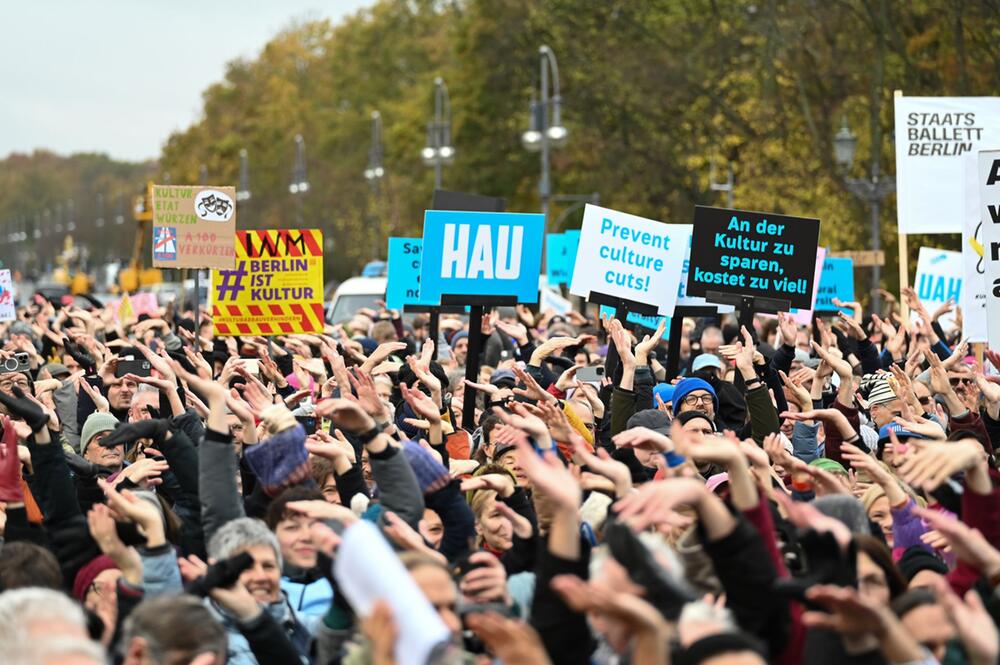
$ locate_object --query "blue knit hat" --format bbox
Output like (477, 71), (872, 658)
(671, 377), (718, 415)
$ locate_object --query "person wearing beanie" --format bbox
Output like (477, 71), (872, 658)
(652, 382), (675, 411)
(671, 377), (719, 419)
(73, 553), (121, 642)
(80, 411), (124, 472)
(449, 330), (469, 367)
(896, 546), (949, 589)
(676, 631), (768, 665)
(862, 374), (902, 428)
(813, 494), (872, 534)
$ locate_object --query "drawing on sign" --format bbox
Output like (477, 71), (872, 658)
(194, 189), (235, 222)
(153, 226), (177, 261)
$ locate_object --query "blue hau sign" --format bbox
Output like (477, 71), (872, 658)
(385, 237), (431, 310)
(420, 210), (544, 304)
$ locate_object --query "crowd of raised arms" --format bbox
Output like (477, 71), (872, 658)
(0, 285), (998, 665)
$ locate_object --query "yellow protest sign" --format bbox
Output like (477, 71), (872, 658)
(212, 229), (324, 336)
(152, 185), (237, 270)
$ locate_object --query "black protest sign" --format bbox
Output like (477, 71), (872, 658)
(685, 206), (820, 310)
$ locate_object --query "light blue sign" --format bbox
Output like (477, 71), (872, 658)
(813, 256), (855, 314)
(386, 237), (430, 310)
(547, 231), (581, 286)
(420, 210), (545, 304)
(598, 305), (670, 340)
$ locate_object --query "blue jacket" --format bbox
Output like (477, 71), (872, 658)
(281, 574), (334, 618)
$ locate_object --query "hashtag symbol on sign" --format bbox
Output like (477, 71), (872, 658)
(216, 261), (247, 301)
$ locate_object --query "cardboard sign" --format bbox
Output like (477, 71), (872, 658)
(980, 150), (1000, 348)
(212, 229), (324, 336)
(894, 97), (1000, 234)
(963, 157), (988, 342)
(0, 270), (14, 322)
(569, 204), (690, 316)
(914, 247), (962, 330)
(151, 185), (237, 269)
(828, 249), (885, 267)
(419, 210), (544, 304)
(686, 206), (820, 311)
(813, 256), (855, 314)
(546, 230), (580, 286)
(386, 238), (429, 311)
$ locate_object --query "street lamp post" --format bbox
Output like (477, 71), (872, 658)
(421, 78), (455, 190)
(522, 45), (568, 269)
(833, 116), (895, 314)
(289, 135), (310, 226)
(237, 148), (252, 204)
(709, 159), (735, 208)
(364, 111), (385, 259)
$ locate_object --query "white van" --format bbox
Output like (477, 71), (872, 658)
(327, 276), (387, 323)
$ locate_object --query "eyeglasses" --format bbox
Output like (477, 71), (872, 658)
(0, 379), (29, 391)
(682, 394), (714, 407)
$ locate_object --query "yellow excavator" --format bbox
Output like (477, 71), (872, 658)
(117, 180), (163, 293)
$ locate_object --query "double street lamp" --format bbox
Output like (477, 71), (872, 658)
(521, 45), (569, 227)
(421, 78), (455, 189)
(833, 115), (895, 314)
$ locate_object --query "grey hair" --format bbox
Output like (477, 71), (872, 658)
(120, 594), (227, 664)
(678, 599), (736, 629)
(10, 636), (105, 665)
(0, 587), (87, 645)
(589, 532), (688, 585)
(207, 517), (282, 568)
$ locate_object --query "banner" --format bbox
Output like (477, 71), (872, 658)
(546, 230), (580, 286)
(686, 206), (820, 311)
(539, 287), (573, 315)
(980, 150), (1000, 348)
(914, 247), (962, 331)
(598, 305), (670, 340)
(894, 96), (1000, 234)
(813, 255), (854, 315)
(786, 247), (828, 324)
(419, 210), (544, 304)
(569, 204), (689, 316)
(386, 238), (430, 311)
(152, 185), (237, 269)
(0, 270), (14, 322)
(212, 229), (324, 336)
(964, 158), (988, 342)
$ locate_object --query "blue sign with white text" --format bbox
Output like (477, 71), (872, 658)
(420, 210), (545, 304)
(386, 237), (430, 310)
(813, 256), (855, 314)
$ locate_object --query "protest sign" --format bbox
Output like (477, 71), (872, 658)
(0, 270), (14, 322)
(539, 286), (573, 315)
(676, 232), (734, 313)
(152, 185), (237, 269)
(686, 206), (820, 311)
(386, 238), (431, 311)
(812, 255), (854, 315)
(419, 210), (544, 304)
(785, 248), (829, 324)
(980, 150), (1000, 348)
(546, 230), (580, 286)
(212, 229), (324, 336)
(963, 158), (988, 342)
(894, 97), (1000, 234)
(913, 247), (962, 330)
(598, 304), (670, 339)
(110, 292), (158, 322)
(569, 204), (690, 316)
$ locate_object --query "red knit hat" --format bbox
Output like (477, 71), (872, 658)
(73, 554), (119, 600)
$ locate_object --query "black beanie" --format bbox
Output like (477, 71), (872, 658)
(676, 631), (768, 665)
(896, 546), (948, 582)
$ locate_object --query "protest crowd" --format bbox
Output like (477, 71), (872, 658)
(1, 279), (999, 665)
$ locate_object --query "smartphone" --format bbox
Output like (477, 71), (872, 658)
(241, 359), (260, 375)
(0, 353), (30, 374)
(116, 358), (152, 378)
(576, 365), (605, 383)
(295, 415), (317, 435)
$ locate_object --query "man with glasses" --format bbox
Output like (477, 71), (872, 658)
(79, 411), (125, 473)
(671, 376), (719, 422)
(0, 372), (30, 397)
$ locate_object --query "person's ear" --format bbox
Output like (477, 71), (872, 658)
(123, 636), (148, 665)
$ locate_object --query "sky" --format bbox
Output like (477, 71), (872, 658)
(0, 0), (374, 163)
